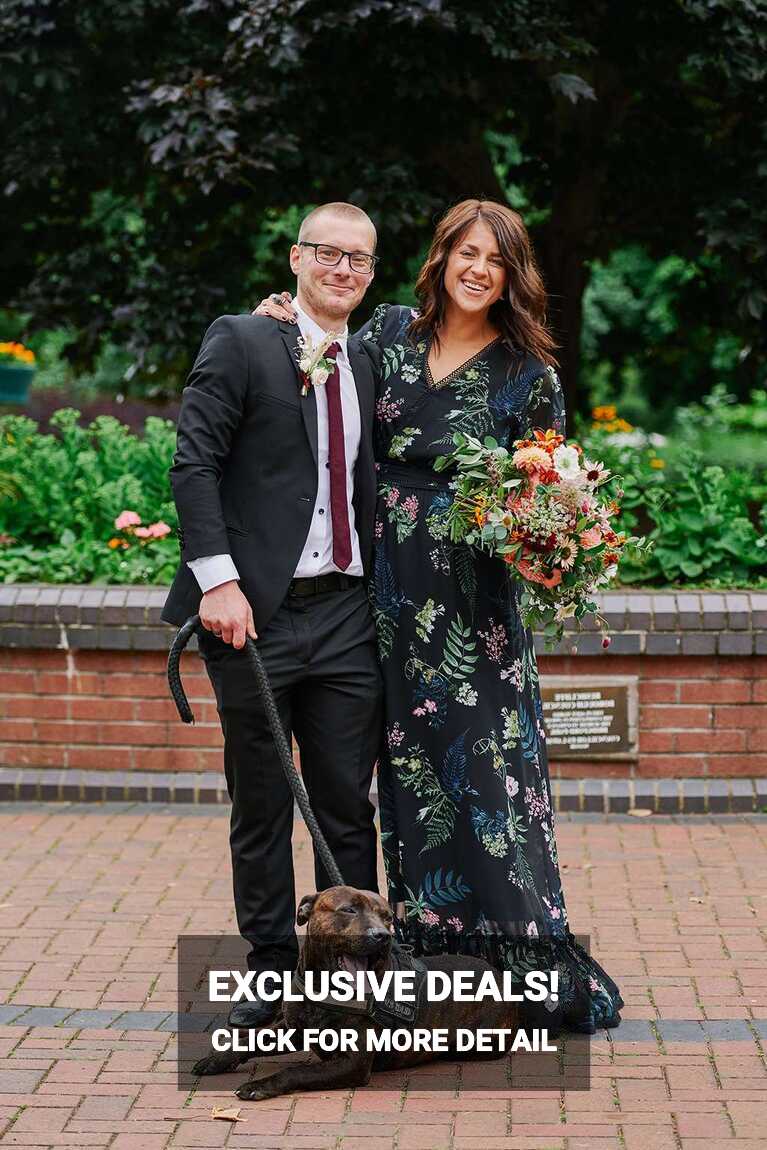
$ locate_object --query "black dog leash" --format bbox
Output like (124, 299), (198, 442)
(167, 615), (345, 887)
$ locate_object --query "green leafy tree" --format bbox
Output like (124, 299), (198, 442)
(2, 0), (765, 413)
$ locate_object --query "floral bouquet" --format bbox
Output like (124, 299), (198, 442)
(434, 429), (651, 648)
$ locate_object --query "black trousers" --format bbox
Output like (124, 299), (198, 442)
(198, 582), (382, 973)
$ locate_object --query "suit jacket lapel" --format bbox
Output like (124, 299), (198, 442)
(279, 321), (318, 467)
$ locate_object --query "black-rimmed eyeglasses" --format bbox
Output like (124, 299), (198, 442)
(298, 241), (379, 275)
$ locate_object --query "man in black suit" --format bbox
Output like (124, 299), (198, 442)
(162, 203), (382, 1026)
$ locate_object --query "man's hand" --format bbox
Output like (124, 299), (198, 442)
(199, 581), (257, 649)
(253, 291), (297, 322)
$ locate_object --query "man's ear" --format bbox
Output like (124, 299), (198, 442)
(296, 894), (318, 925)
(289, 244), (302, 276)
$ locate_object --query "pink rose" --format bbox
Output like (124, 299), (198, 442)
(148, 522), (171, 538)
(133, 526), (151, 538)
(115, 510), (141, 531)
(579, 526), (602, 549)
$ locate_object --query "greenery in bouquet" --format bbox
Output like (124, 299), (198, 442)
(0, 409), (178, 584)
(434, 429), (651, 648)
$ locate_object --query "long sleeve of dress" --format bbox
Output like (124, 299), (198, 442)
(518, 364), (567, 439)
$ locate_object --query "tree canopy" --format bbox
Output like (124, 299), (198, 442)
(2, 0), (766, 414)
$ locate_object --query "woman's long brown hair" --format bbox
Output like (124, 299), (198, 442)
(409, 199), (558, 367)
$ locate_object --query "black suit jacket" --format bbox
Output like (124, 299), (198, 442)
(161, 314), (378, 630)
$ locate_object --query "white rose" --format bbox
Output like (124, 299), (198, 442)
(553, 444), (583, 480)
(298, 355), (312, 373)
(312, 367), (330, 387)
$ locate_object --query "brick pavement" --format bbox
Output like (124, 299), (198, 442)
(1, 803), (766, 1148)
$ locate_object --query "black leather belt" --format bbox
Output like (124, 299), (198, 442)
(288, 573), (363, 597)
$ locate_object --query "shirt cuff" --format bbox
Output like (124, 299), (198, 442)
(187, 554), (240, 593)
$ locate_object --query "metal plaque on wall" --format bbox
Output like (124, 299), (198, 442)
(539, 675), (638, 759)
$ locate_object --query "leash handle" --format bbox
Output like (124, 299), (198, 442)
(168, 616), (345, 887)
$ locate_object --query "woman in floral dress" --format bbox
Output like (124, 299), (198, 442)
(357, 200), (623, 1035)
(259, 199), (623, 1034)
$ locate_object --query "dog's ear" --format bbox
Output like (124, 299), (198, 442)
(296, 894), (318, 925)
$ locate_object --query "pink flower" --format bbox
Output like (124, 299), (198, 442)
(148, 521), (171, 538)
(115, 510), (141, 530)
(579, 526), (602, 550)
(387, 722), (404, 748)
(385, 487), (400, 508)
(413, 706), (426, 717)
(403, 495), (419, 520)
(506, 776), (519, 798)
(421, 909), (440, 926)
(447, 916), (463, 932)
(424, 699), (437, 713)
(133, 526), (152, 538)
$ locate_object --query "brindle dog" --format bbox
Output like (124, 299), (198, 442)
(192, 886), (521, 1101)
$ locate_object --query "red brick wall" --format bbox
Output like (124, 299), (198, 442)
(1, 647), (764, 778)
(0, 649), (221, 773)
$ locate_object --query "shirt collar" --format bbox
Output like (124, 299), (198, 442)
(293, 298), (349, 357)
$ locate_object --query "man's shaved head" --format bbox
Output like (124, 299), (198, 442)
(298, 202), (377, 249)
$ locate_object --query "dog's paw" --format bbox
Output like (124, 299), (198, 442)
(235, 1079), (275, 1102)
(192, 1052), (243, 1076)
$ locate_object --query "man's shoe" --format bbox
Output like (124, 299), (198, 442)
(227, 996), (281, 1029)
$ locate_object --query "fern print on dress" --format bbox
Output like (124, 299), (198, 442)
(359, 303), (624, 1035)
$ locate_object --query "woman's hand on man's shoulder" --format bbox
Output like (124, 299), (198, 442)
(252, 291), (297, 323)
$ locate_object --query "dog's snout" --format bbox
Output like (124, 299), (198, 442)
(366, 927), (391, 944)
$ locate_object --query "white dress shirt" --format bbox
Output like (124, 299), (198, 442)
(187, 299), (364, 593)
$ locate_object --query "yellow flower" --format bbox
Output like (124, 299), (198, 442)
(592, 405), (617, 421)
(650, 458), (665, 469)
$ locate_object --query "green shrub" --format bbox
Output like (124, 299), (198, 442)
(0, 409), (178, 584)
(579, 401), (767, 588)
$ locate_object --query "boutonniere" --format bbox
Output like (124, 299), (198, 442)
(296, 331), (342, 397)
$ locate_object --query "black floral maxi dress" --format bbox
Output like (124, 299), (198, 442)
(360, 304), (624, 1034)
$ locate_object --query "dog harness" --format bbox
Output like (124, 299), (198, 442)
(290, 944), (429, 1027)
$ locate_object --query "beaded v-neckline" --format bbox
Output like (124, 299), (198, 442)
(425, 336), (502, 390)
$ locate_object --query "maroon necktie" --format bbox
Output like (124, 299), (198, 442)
(324, 342), (353, 571)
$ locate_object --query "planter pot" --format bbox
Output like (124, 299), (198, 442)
(0, 364), (36, 405)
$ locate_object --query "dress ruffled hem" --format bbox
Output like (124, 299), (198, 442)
(393, 919), (624, 1036)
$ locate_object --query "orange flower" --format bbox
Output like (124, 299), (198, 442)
(515, 557), (563, 589)
(0, 340), (36, 365)
(532, 428), (565, 451)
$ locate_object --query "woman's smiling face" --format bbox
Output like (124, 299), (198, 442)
(442, 217), (507, 317)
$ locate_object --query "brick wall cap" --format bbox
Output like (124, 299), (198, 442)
(0, 584), (765, 652)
